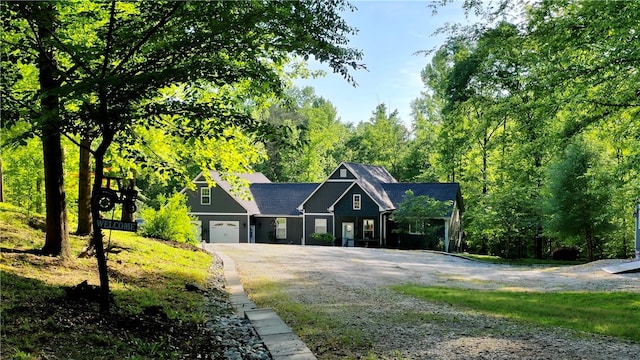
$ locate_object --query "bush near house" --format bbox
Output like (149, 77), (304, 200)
(311, 232), (335, 245)
(139, 194), (199, 245)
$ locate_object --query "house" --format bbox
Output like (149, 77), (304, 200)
(181, 162), (464, 251)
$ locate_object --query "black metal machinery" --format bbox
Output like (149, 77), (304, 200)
(94, 176), (138, 213)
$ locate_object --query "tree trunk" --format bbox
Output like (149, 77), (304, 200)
(91, 153), (110, 313)
(76, 136), (93, 235)
(0, 159), (4, 202)
(586, 226), (594, 262)
(534, 154), (544, 259)
(91, 127), (114, 313)
(37, 3), (70, 259)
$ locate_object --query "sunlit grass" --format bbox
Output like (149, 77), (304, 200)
(462, 253), (585, 266)
(0, 202), (219, 358)
(241, 275), (372, 357)
(391, 285), (640, 342)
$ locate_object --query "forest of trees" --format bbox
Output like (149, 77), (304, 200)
(2, 0), (639, 271)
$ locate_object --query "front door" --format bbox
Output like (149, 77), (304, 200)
(342, 222), (354, 247)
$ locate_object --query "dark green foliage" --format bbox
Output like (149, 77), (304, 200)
(311, 232), (335, 245)
(544, 140), (613, 260)
(551, 246), (580, 261)
(391, 191), (451, 251)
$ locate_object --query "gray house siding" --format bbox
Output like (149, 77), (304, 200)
(181, 165), (463, 251)
(304, 182), (351, 213)
(304, 215), (335, 246)
(334, 216), (380, 246)
(332, 185), (380, 216)
(186, 184), (246, 214)
(254, 216), (303, 245)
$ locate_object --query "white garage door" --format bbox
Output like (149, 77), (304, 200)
(209, 221), (240, 243)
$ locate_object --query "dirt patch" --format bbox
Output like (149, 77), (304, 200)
(209, 244), (640, 360)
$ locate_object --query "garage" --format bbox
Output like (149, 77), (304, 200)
(209, 221), (240, 243)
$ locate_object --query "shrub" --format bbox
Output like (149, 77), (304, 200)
(551, 246), (580, 261)
(311, 232), (335, 244)
(139, 194), (198, 245)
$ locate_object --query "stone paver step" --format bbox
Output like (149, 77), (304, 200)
(215, 251), (317, 360)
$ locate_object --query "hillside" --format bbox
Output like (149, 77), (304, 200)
(0, 203), (268, 359)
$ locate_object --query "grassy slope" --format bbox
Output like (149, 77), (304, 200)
(391, 285), (640, 343)
(0, 203), (228, 359)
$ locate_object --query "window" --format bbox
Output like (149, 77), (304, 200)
(409, 221), (425, 235)
(315, 218), (327, 234)
(339, 168), (347, 178)
(353, 194), (361, 210)
(275, 218), (286, 239)
(363, 219), (374, 239)
(200, 187), (211, 205)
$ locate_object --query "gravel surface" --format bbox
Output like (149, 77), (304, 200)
(207, 244), (640, 360)
(205, 253), (271, 360)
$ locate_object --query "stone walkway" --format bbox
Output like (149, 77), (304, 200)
(216, 251), (316, 360)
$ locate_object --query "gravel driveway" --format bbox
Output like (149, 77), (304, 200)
(207, 244), (640, 360)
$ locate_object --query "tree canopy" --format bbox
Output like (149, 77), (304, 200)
(2, 0), (365, 312)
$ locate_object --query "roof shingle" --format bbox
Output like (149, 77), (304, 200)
(251, 183), (319, 216)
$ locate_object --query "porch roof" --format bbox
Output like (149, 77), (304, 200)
(382, 183), (463, 216)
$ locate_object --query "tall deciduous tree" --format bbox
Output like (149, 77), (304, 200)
(349, 103), (409, 178)
(4, 1), (364, 313)
(544, 139), (612, 261)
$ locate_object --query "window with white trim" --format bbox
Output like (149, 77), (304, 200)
(275, 218), (287, 239)
(353, 194), (361, 210)
(409, 221), (425, 235)
(339, 168), (347, 177)
(315, 218), (327, 234)
(363, 219), (374, 238)
(200, 187), (211, 205)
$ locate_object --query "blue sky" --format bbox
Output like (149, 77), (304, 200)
(294, 1), (471, 127)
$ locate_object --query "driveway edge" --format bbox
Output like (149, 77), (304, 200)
(215, 251), (317, 360)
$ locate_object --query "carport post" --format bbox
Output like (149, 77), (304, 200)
(635, 197), (640, 260)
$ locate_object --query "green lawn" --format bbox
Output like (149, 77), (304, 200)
(391, 285), (640, 342)
(462, 253), (586, 266)
(0, 203), (225, 359)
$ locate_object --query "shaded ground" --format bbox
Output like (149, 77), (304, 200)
(1, 253), (268, 360)
(209, 244), (640, 360)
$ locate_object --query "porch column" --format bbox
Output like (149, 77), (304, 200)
(247, 214), (252, 243)
(301, 210), (306, 246)
(444, 218), (450, 253)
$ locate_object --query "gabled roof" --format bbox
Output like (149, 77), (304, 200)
(180, 171), (271, 214)
(183, 164), (463, 218)
(251, 183), (318, 216)
(382, 183), (463, 216)
(207, 171), (270, 215)
(342, 162), (397, 211)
